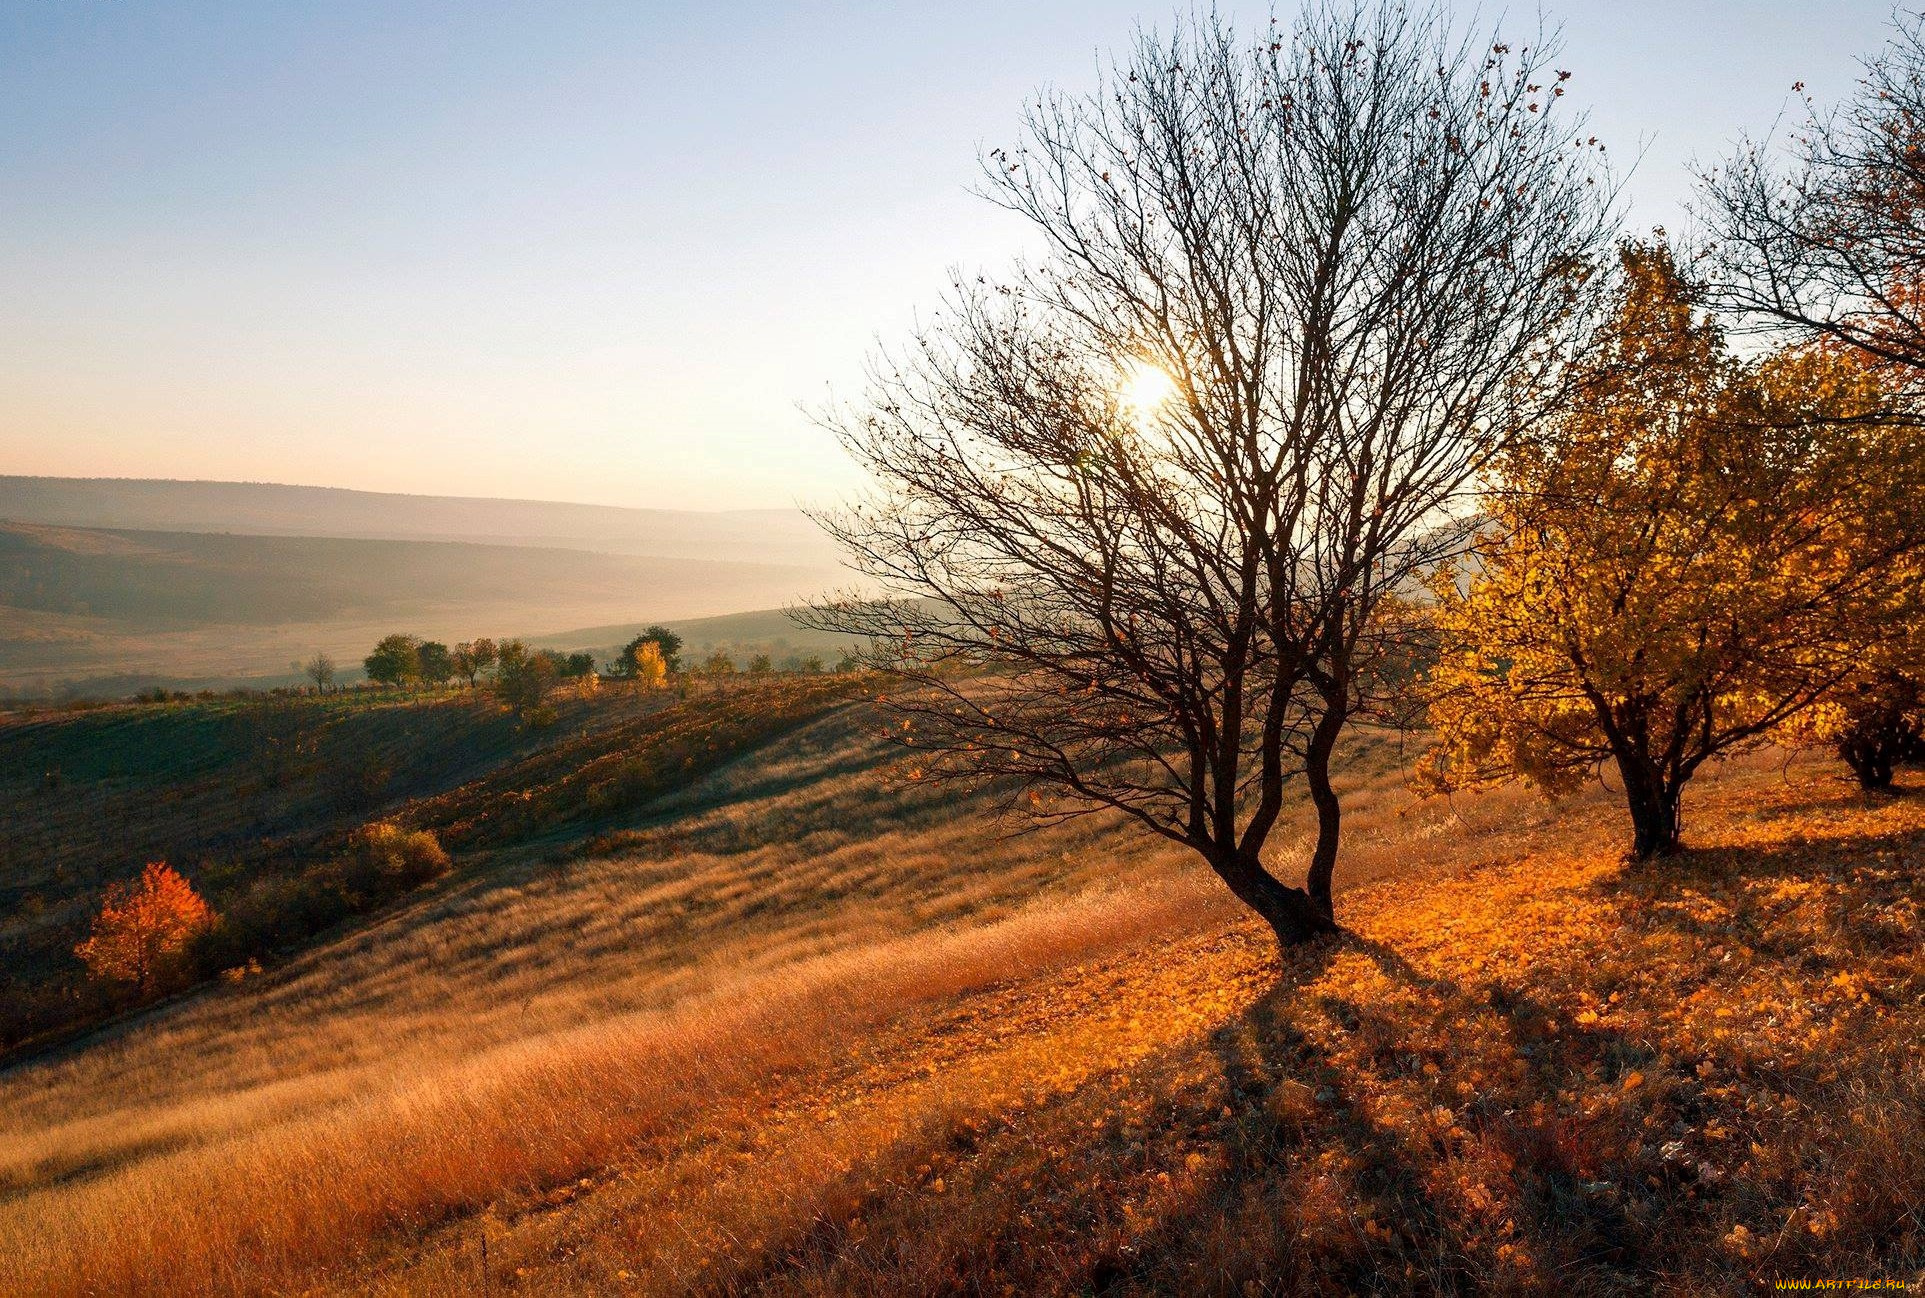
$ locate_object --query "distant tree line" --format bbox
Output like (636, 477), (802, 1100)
(337, 623), (860, 725)
(360, 634), (595, 691)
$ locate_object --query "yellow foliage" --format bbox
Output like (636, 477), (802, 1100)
(631, 640), (669, 690)
(350, 821), (450, 886)
(1422, 243), (1925, 852)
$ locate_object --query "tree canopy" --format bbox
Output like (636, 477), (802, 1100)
(74, 863), (215, 996)
(616, 625), (683, 675)
(363, 634), (422, 688)
(1421, 245), (1925, 855)
(1700, 14), (1925, 382)
(804, 2), (1616, 946)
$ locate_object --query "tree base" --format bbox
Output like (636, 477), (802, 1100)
(1256, 886), (1340, 950)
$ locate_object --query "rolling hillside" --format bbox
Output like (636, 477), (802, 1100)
(4, 678), (1920, 1294)
(0, 676), (870, 1054)
(0, 520), (848, 695)
(0, 477), (843, 567)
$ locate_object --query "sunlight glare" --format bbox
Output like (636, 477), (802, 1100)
(1119, 360), (1177, 417)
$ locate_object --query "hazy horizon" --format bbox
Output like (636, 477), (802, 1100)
(0, 0), (1897, 510)
(0, 471), (823, 515)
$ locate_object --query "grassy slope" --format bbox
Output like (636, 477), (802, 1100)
(1, 722), (1920, 1294)
(0, 677), (865, 1054)
(340, 759), (1925, 1298)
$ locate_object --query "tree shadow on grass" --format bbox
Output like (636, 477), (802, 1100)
(1089, 930), (1678, 1296)
(1596, 817), (1925, 972)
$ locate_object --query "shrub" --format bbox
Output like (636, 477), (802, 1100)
(74, 863), (216, 996)
(350, 821), (451, 888)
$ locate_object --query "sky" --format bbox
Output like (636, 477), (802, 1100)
(0, 1), (1901, 512)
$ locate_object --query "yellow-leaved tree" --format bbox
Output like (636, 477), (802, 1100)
(1421, 244), (1925, 856)
(1780, 610), (1925, 789)
(631, 640), (668, 690)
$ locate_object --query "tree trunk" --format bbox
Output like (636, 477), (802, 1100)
(1211, 851), (1338, 950)
(1301, 712), (1347, 924)
(1840, 741), (1895, 791)
(1619, 757), (1681, 859)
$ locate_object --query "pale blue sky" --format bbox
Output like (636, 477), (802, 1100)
(0, 1), (1898, 510)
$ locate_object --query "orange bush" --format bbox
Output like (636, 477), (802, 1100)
(73, 863), (215, 996)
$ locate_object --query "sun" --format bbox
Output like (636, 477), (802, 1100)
(1119, 360), (1177, 416)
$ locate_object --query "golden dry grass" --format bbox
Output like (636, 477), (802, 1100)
(5, 721), (1917, 1296)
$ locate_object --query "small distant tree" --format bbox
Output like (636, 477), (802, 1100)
(560, 651), (597, 679)
(641, 625), (683, 673)
(747, 652), (772, 675)
(632, 640), (669, 690)
(799, 654), (824, 674)
(304, 652), (336, 693)
(452, 639), (499, 688)
(74, 863), (216, 996)
(416, 641), (454, 688)
(363, 634), (422, 688)
(451, 643), (479, 687)
(616, 626), (683, 677)
(493, 641), (560, 717)
(703, 650), (737, 676)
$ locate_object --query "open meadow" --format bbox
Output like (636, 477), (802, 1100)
(2, 680), (1919, 1295)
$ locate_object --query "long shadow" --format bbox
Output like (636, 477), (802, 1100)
(1093, 800), (1925, 1294)
(1590, 816), (1925, 973)
(1086, 929), (1676, 1296)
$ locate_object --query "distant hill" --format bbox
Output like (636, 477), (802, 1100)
(530, 607), (865, 665)
(0, 521), (848, 694)
(0, 476), (843, 567)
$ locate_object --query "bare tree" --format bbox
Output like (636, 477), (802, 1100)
(802, 3), (1616, 949)
(304, 652), (336, 693)
(1699, 14), (1925, 378)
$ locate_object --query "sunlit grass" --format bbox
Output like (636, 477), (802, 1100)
(3, 725), (1918, 1295)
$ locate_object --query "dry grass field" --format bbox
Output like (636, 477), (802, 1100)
(1, 697), (1920, 1295)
